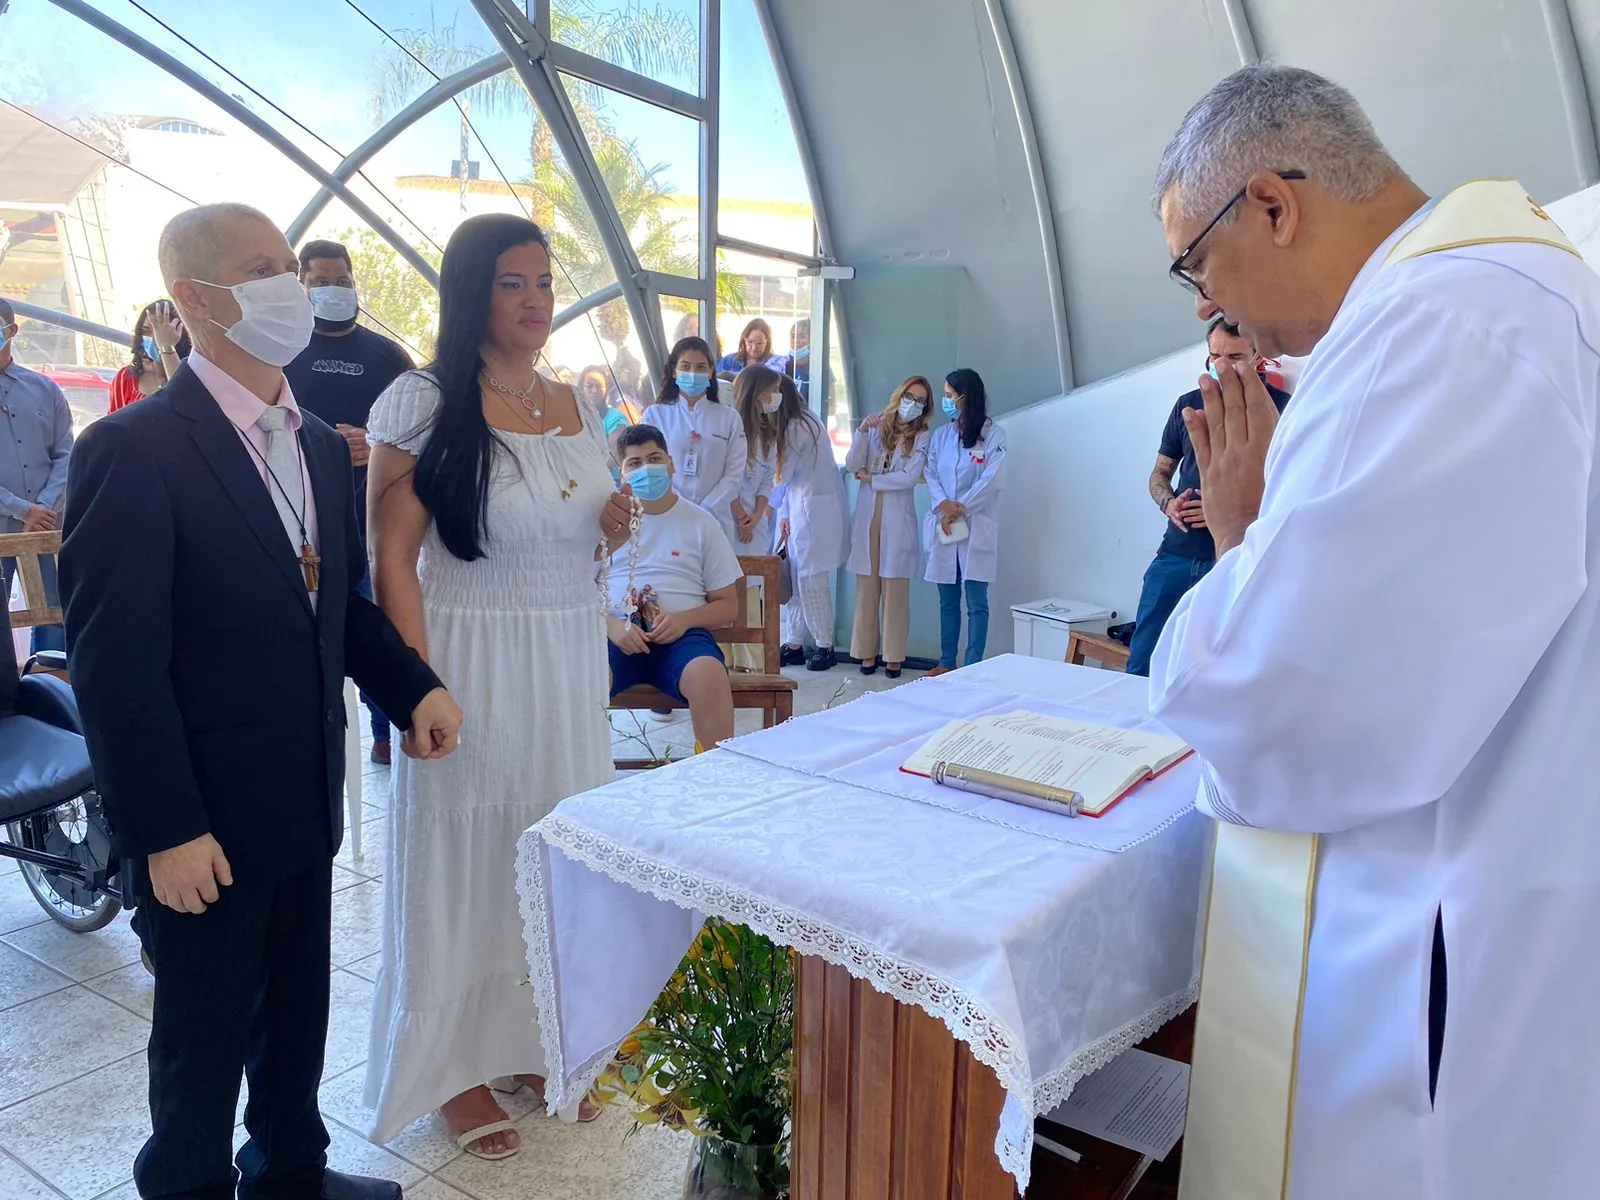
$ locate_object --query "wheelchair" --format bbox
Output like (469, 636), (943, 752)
(0, 649), (121, 931)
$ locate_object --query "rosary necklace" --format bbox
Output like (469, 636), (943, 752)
(242, 435), (319, 592)
(483, 365), (546, 421)
(596, 494), (646, 617)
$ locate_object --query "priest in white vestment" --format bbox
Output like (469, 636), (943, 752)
(1148, 65), (1600, 1200)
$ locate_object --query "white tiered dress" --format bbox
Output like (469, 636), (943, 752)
(362, 371), (615, 1143)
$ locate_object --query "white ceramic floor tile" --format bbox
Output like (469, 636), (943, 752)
(332, 864), (367, 893)
(402, 1178), (474, 1200)
(1, 910), (142, 983)
(329, 880), (384, 968)
(83, 961), (155, 1021)
(0, 870), (50, 937)
(0, 985), (148, 1109)
(335, 819), (387, 881)
(0, 1149), (66, 1200)
(323, 969), (375, 1083)
(343, 952), (382, 983)
(437, 1106), (688, 1200)
(0, 1052), (149, 1200)
(89, 1182), (139, 1200)
(0, 942), (72, 1012)
(318, 1066), (462, 1175)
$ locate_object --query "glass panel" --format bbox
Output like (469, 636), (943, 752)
(551, 0), (700, 93)
(558, 75), (700, 271)
(825, 303), (852, 465)
(661, 295), (701, 357)
(717, 0), (815, 256)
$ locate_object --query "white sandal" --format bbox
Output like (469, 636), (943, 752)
(454, 1118), (520, 1161)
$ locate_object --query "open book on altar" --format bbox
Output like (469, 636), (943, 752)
(901, 711), (1193, 817)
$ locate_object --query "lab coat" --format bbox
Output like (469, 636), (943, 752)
(845, 423), (929, 580)
(739, 444), (777, 553)
(642, 397), (747, 548)
(923, 419), (1006, 584)
(778, 418), (848, 576)
(1151, 221), (1600, 1200)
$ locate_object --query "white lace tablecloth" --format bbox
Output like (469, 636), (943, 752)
(516, 655), (1211, 1189)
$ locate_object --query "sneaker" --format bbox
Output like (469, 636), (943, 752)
(806, 647), (837, 672)
(649, 708), (675, 722)
(780, 645), (807, 668)
(369, 739), (391, 766)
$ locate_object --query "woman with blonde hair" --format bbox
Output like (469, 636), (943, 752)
(846, 377), (932, 677)
(739, 365), (849, 670)
(716, 317), (779, 373)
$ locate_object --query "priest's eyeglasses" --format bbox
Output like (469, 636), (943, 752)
(1168, 170), (1307, 300)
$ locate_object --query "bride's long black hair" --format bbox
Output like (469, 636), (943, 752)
(413, 214), (549, 561)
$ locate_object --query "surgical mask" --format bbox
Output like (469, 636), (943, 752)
(793, 346), (811, 361)
(625, 463), (672, 501)
(0, 329), (10, 352)
(676, 370), (710, 397)
(898, 398), (925, 422)
(1206, 361), (1220, 381)
(194, 273), (314, 367)
(761, 392), (783, 415)
(309, 285), (359, 325)
(143, 335), (159, 359)
(941, 396), (959, 420)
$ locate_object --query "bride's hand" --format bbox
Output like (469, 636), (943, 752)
(600, 485), (634, 552)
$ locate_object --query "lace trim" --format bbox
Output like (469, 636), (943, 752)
(516, 814), (1198, 1190)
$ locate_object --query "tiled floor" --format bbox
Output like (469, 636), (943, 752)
(0, 663), (915, 1200)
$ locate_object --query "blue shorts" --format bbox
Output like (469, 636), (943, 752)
(609, 626), (725, 702)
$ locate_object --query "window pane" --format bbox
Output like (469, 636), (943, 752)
(717, 0), (815, 257)
(551, 0), (700, 93)
(558, 75), (700, 273)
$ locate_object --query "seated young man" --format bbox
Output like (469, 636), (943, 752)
(608, 423), (742, 749)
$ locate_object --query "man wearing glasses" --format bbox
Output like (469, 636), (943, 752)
(1145, 66), (1600, 1200)
(1125, 314), (1288, 677)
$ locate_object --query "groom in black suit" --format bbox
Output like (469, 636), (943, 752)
(60, 203), (463, 1200)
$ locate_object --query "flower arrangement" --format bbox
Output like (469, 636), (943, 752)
(596, 919), (795, 1198)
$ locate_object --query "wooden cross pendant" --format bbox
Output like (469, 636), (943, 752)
(299, 542), (321, 592)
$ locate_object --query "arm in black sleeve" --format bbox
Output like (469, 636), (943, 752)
(338, 439), (441, 726)
(60, 423), (210, 856)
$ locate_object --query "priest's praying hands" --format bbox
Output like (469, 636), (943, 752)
(1183, 358), (1279, 558)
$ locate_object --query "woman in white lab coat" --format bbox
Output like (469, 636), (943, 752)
(740, 365), (849, 671)
(924, 368), (1006, 674)
(722, 371), (778, 671)
(846, 377), (932, 678)
(641, 337), (748, 549)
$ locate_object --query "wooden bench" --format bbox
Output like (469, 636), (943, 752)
(611, 553), (797, 768)
(0, 531), (66, 679)
(1065, 629), (1131, 673)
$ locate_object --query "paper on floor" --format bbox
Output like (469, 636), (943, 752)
(1040, 1048), (1190, 1161)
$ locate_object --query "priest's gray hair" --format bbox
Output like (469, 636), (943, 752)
(1152, 65), (1403, 222)
(158, 202), (276, 288)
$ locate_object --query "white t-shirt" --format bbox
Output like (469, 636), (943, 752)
(608, 494), (744, 616)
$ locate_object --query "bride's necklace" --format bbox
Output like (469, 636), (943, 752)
(483, 367), (545, 421)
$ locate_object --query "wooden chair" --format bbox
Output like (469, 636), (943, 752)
(1065, 629), (1130, 673)
(610, 554), (798, 768)
(0, 531), (67, 679)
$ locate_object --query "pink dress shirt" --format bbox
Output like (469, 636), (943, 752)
(187, 351), (321, 560)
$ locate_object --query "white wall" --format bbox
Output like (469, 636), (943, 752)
(985, 347), (1208, 653)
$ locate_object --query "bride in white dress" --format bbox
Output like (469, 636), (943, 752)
(363, 214), (633, 1159)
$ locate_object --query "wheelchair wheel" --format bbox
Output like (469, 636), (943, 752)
(7, 789), (122, 933)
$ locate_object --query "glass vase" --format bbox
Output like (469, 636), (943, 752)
(682, 1136), (789, 1200)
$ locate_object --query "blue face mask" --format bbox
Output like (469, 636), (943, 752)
(793, 346), (811, 361)
(0, 328), (11, 352)
(1206, 361), (1220, 381)
(676, 370), (710, 397)
(143, 335), (159, 359)
(941, 396), (959, 420)
(625, 463), (672, 502)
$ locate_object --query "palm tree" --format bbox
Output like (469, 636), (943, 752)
(371, 6), (696, 222)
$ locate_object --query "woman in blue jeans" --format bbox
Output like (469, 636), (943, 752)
(923, 369), (1006, 674)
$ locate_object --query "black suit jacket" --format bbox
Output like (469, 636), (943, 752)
(60, 363), (442, 886)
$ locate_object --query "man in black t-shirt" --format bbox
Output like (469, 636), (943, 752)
(286, 239), (414, 762)
(1126, 317), (1291, 676)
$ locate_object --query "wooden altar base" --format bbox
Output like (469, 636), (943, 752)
(793, 957), (1195, 1200)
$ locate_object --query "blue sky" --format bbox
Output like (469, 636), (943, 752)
(0, 0), (808, 204)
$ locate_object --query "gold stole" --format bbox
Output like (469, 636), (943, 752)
(1177, 179), (1578, 1200)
